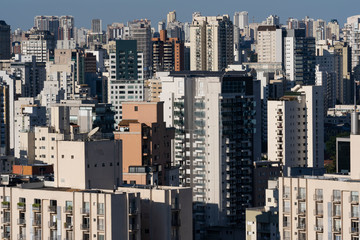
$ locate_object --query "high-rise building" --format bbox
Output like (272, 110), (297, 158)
(234, 11), (249, 30)
(265, 15), (280, 26)
(256, 25), (283, 63)
(91, 18), (102, 33)
(167, 10), (176, 24)
(190, 14), (234, 71)
(34, 16), (59, 40)
(59, 15), (74, 40)
(326, 19), (340, 41)
(313, 19), (326, 41)
(21, 30), (55, 62)
(284, 29), (316, 85)
(127, 19), (152, 79)
(160, 71), (261, 239)
(107, 40), (144, 127)
(106, 22), (126, 41)
(0, 20), (10, 60)
(346, 15), (360, 69)
(267, 85), (324, 175)
(152, 30), (184, 73)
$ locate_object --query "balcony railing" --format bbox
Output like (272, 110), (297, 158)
(2, 233), (10, 239)
(81, 208), (90, 215)
(314, 194), (323, 201)
(97, 208), (104, 215)
(32, 219), (41, 227)
(351, 227), (359, 233)
(81, 224), (90, 230)
(17, 203), (26, 211)
(98, 224), (105, 231)
(64, 222), (73, 229)
(49, 221), (57, 228)
(314, 226), (323, 232)
(17, 218), (26, 225)
(64, 206), (73, 213)
(1, 217), (10, 224)
(1, 202), (10, 209)
(17, 234), (26, 240)
(48, 206), (57, 213)
(32, 204), (41, 211)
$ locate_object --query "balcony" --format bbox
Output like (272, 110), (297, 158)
(98, 224), (105, 231)
(297, 194), (306, 201)
(64, 222), (73, 230)
(17, 218), (26, 225)
(314, 226), (323, 232)
(314, 209), (323, 216)
(2, 233), (10, 239)
(32, 204), (41, 212)
(351, 227), (359, 234)
(297, 223), (306, 230)
(129, 207), (138, 215)
(332, 195), (341, 203)
(298, 208), (306, 215)
(350, 196), (359, 204)
(1, 202), (9, 209)
(81, 224), (90, 230)
(81, 208), (90, 215)
(314, 194), (323, 202)
(49, 221), (57, 229)
(48, 206), (57, 213)
(17, 203), (26, 211)
(32, 219), (41, 227)
(97, 208), (104, 215)
(1, 217), (10, 224)
(17, 234), (26, 240)
(333, 227), (341, 233)
(64, 206), (73, 213)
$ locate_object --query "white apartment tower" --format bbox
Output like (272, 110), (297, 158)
(160, 71), (261, 239)
(268, 85), (324, 175)
(190, 14), (234, 71)
(234, 11), (249, 30)
(256, 25), (283, 63)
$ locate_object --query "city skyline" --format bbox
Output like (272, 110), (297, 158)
(1, 0), (360, 30)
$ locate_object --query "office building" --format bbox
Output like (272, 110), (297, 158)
(114, 102), (174, 185)
(0, 20), (10, 60)
(267, 85), (324, 175)
(190, 14), (234, 71)
(160, 71), (261, 239)
(152, 30), (184, 73)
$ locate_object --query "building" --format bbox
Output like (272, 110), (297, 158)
(91, 19), (102, 33)
(234, 11), (249, 30)
(246, 180), (279, 240)
(34, 16), (60, 40)
(0, 183), (192, 240)
(21, 30), (55, 62)
(0, 82), (10, 155)
(190, 14), (234, 71)
(127, 19), (152, 79)
(265, 15), (280, 26)
(107, 40), (144, 127)
(284, 29), (316, 86)
(256, 25), (283, 63)
(152, 30), (184, 73)
(336, 137), (350, 173)
(160, 71), (261, 239)
(167, 11), (177, 24)
(59, 16), (75, 40)
(268, 85), (324, 175)
(114, 102), (175, 186)
(346, 15), (360, 69)
(0, 20), (10, 60)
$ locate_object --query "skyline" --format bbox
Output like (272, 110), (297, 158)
(1, 0), (360, 30)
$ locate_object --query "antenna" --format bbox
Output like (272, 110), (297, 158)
(87, 127), (99, 140)
(355, 78), (357, 112)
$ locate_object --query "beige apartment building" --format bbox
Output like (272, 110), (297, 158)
(278, 112), (360, 240)
(0, 184), (192, 240)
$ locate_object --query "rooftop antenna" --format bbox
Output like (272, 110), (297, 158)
(87, 127), (99, 141)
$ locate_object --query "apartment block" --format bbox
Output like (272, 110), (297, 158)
(0, 183), (192, 240)
(268, 85), (324, 175)
(190, 14), (234, 71)
(0, 21), (10, 60)
(256, 25), (283, 63)
(160, 71), (261, 239)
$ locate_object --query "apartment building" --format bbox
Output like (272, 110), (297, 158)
(190, 14), (234, 71)
(268, 85), (324, 175)
(160, 71), (261, 239)
(0, 183), (192, 240)
(0, 21), (10, 60)
(256, 25), (283, 63)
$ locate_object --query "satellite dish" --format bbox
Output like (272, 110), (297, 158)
(87, 127), (100, 140)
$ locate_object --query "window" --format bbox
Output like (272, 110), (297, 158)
(283, 200), (290, 213)
(352, 191), (359, 202)
(134, 106), (138, 111)
(97, 203), (104, 215)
